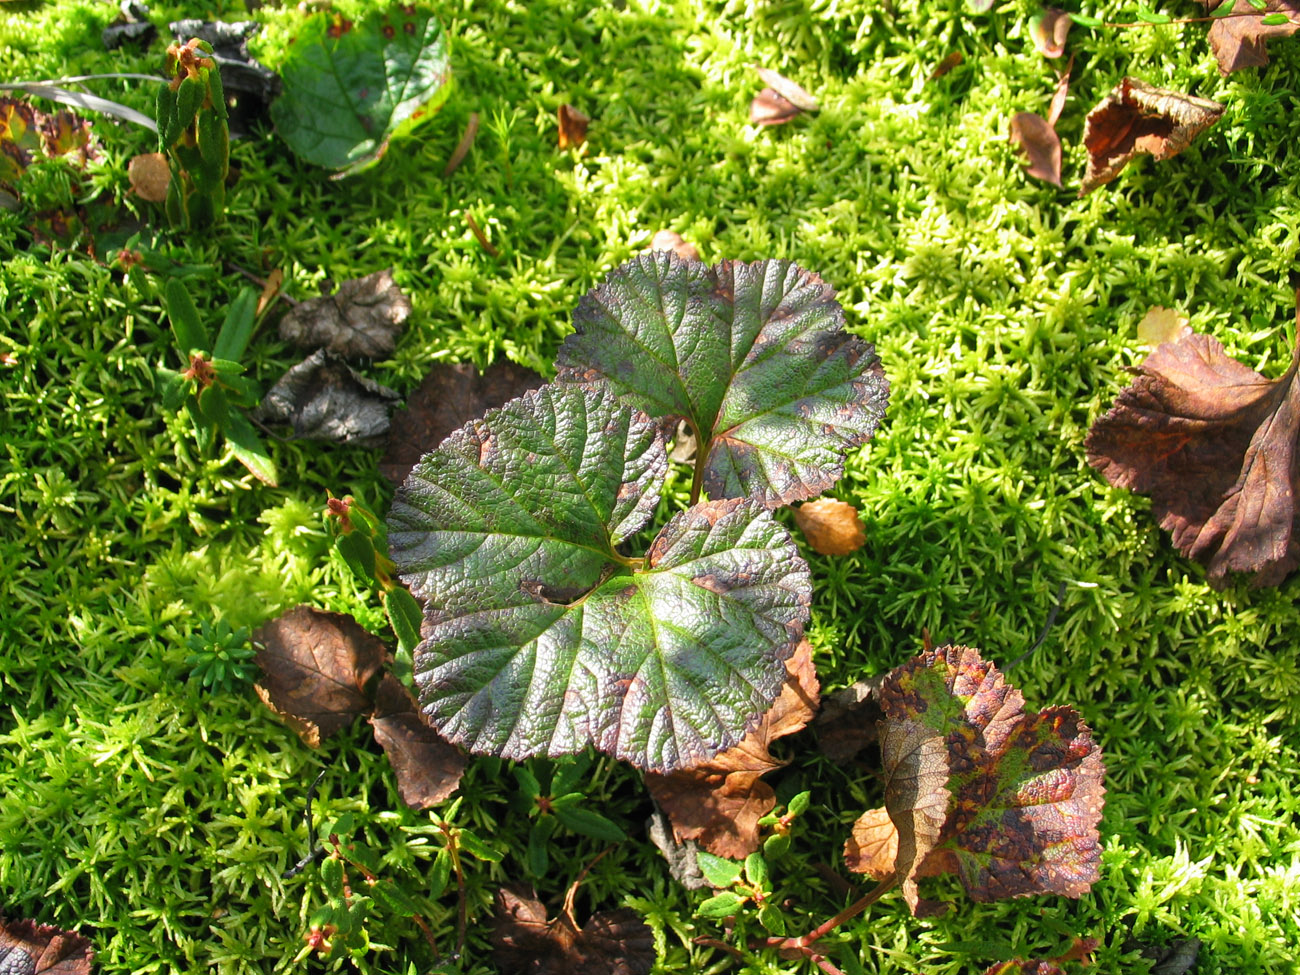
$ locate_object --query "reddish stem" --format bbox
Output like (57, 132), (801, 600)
(757, 874), (897, 953)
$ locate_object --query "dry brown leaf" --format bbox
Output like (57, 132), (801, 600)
(752, 66), (819, 112)
(792, 498), (867, 555)
(0, 916), (94, 975)
(127, 151), (170, 202)
(557, 104), (589, 149)
(379, 360), (546, 484)
(929, 52), (965, 79)
(491, 885), (654, 975)
(649, 229), (699, 261)
(813, 675), (885, 762)
(256, 268), (284, 317)
(1009, 113), (1062, 187)
(1201, 0), (1299, 74)
(1032, 8), (1073, 58)
(1079, 78), (1224, 196)
(1086, 308), (1300, 587)
(277, 269), (411, 359)
(843, 806), (897, 879)
(1047, 55), (1073, 128)
(253, 606), (387, 746)
(369, 673), (466, 810)
(254, 349), (400, 445)
(443, 111), (478, 177)
(749, 88), (802, 126)
(645, 640), (820, 858)
(1136, 306), (1191, 349)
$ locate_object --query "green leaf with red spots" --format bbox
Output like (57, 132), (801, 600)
(846, 646), (1105, 912)
(555, 253), (890, 507)
(270, 5), (451, 176)
(387, 382), (810, 772)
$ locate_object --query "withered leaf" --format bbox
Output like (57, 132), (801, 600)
(1079, 78), (1224, 196)
(0, 916), (94, 975)
(254, 349), (400, 445)
(253, 606), (387, 746)
(1201, 0), (1299, 74)
(929, 52), (965, 80)
(1032, 8), (1073, 59)
(848, 647), (1105, 912)
(646, 805), (709, 890)
(557, 104), (589, 150)
(752, 66), (819, 113)
(1085, 321), (1300, 587)
(1136, 306), (1191, 349)
(1047, 57), (1073, 128)
(980, 938), (1098, 975)
(127, 152), (170, 202)
(792, 498), (867, 555)
(813, 675), (884, 763)
(369, 673), (466, 809)
(1009, 112), (1062, 188)
(103, 2), (156, 51)
(278, 269), (411, 359)
(645, 640), (820, 859)
(379, 360), (545, 484)
(649, 229), (699, 261)
(749, 88), (803, 126)
(492, 885), (654, 975)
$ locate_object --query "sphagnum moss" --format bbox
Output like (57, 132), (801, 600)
(2, 0), (1299, 972)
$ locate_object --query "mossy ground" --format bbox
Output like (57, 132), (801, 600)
(2, 0), (1299, 972)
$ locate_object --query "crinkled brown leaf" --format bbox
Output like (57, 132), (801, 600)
(749, 88), (802, 126)
(793, 498), (867, 555)
(1201, 0), (1299, 74)
(1136, 306), (1191, 349)
(844, 713), (950, 915)
(1079, 78), (1224, 196)
(1032, 8), (1073, 58)
(369, 673), (466, 809)
(0, 916), (94, 974)
(253, 605), (387, 746)
(1009, 112), (1062, 188)
(491, 885), (654, 975)
(254, 349), (400, 445)
(814, 675), (884, 762)
(278, 269), (411, 359)
(906, 647), (1105, 902)
(379, 360), (545, 484)
(557, 104), (589, 150)
(1086, 322), (1300, 587)
(929, 52), (965, 80)
(649, 229), (699, 261)
(645, 640), (820, 858)
(752, 66), (819, 112)
(127, 152), (170, 202)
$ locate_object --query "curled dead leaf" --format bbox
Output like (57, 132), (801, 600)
(645, 640), (820, 858)
(1201, 0), (1299, 74)
(557, 104), (589, 150)
(492, 885), (654, 975)
(369, 673), (466, 809)
(752, 66), (819, 113)
(749, 88), (802, 126)
(1086, 312), (1300, 587)
(792, 498), (866, 555)
(127, 152), (170, 202)
(649, 229), (699, 261)
(254, 349), (400, 445)
(1009, 112), (1062, 188)
(1079, 78), (1224, 196)
(1032, 8), (1073, 59)
(278, 269), (411, 359)
(929, 52), (965, 80)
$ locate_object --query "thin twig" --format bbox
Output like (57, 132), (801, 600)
(1085, 10), (1297, 29)
(465, 212), (500, 257)
(756, 874), (898, 953)
(226, 262), (300, 307)
(282, 768), (329, 879)
(443, 112), (479, 178)
(1005, 580), (1068, 671)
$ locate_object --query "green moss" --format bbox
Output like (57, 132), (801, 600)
(2, 0), (1299, 972)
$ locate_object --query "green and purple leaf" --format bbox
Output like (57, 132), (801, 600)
(388, 383), (810, 771)
(270, 6), (451, 176)
(556, 253), (890, 507)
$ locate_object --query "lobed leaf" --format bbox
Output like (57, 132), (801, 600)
(556, 252), (889, 507)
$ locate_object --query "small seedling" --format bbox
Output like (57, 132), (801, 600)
(156, 38), (228, 229)
(511, 754), (627, 877)
(156, 277), (277, 485)
(184, 618), (256, 692)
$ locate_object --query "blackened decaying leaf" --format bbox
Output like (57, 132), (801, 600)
(379, 360), (545, 484)
(752, 67), (819, 113)
(278, 269), (411, 359)
(1009, 113), (1062, 187)
(792, 498), (867, 555)
(127, 152), (170, 202)
(254, 349), (400, 445)
(170, 19), (280, 137)
(645, 640), (820, 858)
(846, 647), (1105, 912)
(1200, 0), (1299, 74)
(649, 229), (699, 261)
(1137, 936), (1201, 975)
(103, 1), (156, 50)
(646, 805), (709, 890)
(369, 673), (466, 809)
(557, 104), (589, 149)
(1086, 323), (1300, 587)
(0, 916), (94, 974)
(1079, 78), (1224, 196)
(253, 606), (387, 746)
(1032, 8), (1072, 59)
(492, 885), (654, 975)
(814, 675), (884, 762)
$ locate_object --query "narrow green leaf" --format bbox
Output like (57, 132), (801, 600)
(336, 531), (379, 583)
(551, 753), (592, 797)
(271, 7), (452, 175)
(198, 384), (230, 425)
(1135, 8), (1171, 23)
(384, 586), (423, 655)
(512, 765), (541, 798)
(551, 804), (627, 843)
(428, 848), (450, 899)
(1211, 0), (1236, 15)
(1261, 11), (1291, 24)
(696, 852), (743, 889)
(763, 833), (791, 858)
(369, 880), (421, 917)
(213, 287), (258, 360)
(156, 367), (186, 410)
(223, 408), (279, 486)
(164, 278), (210, 355)
(457, 829), (503, 862)
(743, 851), (769, 890)
(787, 791), (811, 817)
(209, 357), (245, 376)
(1068, 13), (1103, 27)
(526, 815), (556, 876)
(758, 904), (786, 936)
(173, 75), (203, 136)
(155, 83), (177, 146)
(695, 891), (746, 918)
(1246, 0), (1268, 9)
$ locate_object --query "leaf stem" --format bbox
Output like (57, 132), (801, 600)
(756, 874), (898, 953)
(689, 438), (710, 506)
(1084, 11), (1297, 29)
